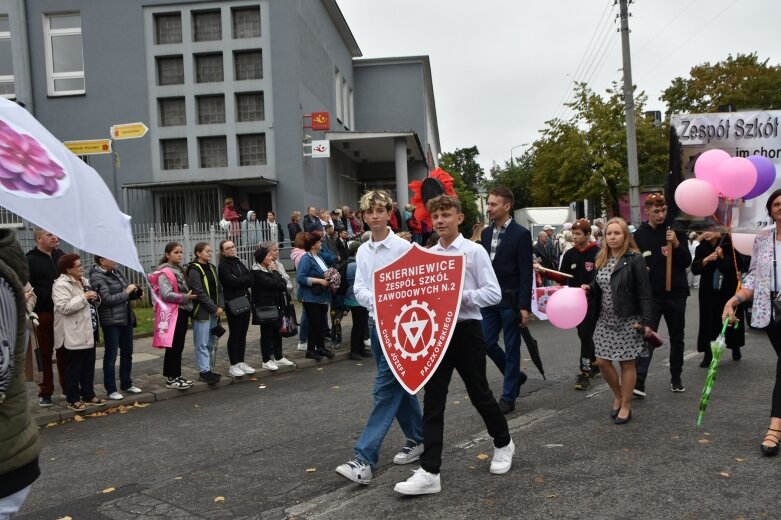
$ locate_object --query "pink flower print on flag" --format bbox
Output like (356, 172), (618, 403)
(0, 119), (68, 197)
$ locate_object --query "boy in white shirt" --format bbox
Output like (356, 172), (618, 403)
(335, 190), (424, 485)
(394, 195), (515, 495)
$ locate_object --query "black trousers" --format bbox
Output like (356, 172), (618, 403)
(577, 314), (596, 372)
(163, 310), (190, 378)
(636, 295), (687, 383)
(260, 324), (283, 361)
(348, 305), (369, 354)
(420, 320), (510, 475)
(303, 302), (328, 353)
(764, 325), (781, 418)
(226, 310), (251, 365)
(65, 347), (96, 404)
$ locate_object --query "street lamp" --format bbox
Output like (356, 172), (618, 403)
(510, 143), (529, 165)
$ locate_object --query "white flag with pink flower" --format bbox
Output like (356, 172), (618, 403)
(0, 97), (143, 274)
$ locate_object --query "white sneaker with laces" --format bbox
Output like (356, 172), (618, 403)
(489, 438), (515, 474)
(237, 362), (255, 374)
(335, 459), (372, 484)
(393, 440), (424, 464)
(297, 342), (308, 351)
(394, 468), (441, 495)
(108, 392), (123, 400)
(275, 357), (295, 367)
(229, 365), (245, 377)
(124, 386), (142, 394)
(262, 360), (279, 371)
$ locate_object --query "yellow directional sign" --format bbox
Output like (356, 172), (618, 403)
(111, 122), (149, 140)
(63, 139), (112, 155)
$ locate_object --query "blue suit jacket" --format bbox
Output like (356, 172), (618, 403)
(480, 219), (533, 311)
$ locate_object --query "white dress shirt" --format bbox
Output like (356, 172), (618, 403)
(354, 231), (412, 320)
(433, 234), (501, 321)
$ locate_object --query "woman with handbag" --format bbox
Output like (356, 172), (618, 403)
(692, 232), (745, 367)
(150, 242), (198, 391)
(218, 240), (255, 378)
(186, 242), (225, 385)
(251, 245), (295, 370)
(723, 188), (781, 456)
(295, 233), (335, 361)
(582, 218), (654, 425)
(52, 254), (104, 410)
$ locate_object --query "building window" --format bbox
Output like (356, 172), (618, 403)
(232, 7), (260, 39)
(192, 11), (221, 42)
(236, 92), (264, 122)
(43, 13), (84, 96)
(195, 53), (223, 83)
(154, 13), (182, 44)
(234, 50), (261, 81)
(0, 16), (13, 98)
(334, 69), (342, 122)
(238, 134), (266, 166)
(156, 56), (184, 86)
(199, 136), (227, 168)
(197, 95), (225, 124)
(161, 139), (188, 170)
(348, 88), (355, 129)
(159, 97), (186, 127)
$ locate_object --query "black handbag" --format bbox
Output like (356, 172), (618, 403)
(279, 293), (298, 337)
(226, 294), (251, 315)
(254, 305), (280, 325)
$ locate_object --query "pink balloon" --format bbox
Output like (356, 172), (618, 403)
(694, 149), (731, 189)
(731, 233), (756, 256)
(715, 157), (758, 199)
(546, 287), (587, 329)
(674, 178), (719, 217)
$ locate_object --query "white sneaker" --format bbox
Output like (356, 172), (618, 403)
(229, 365), (245, 377)
(394, 468), (441, 495)
(490, 439), (515, 474)
(363, 339), (371, 347)
(124, 386), (142, 394)
(393, 440), (424, 464)
(297, 342), (308, 351)
(274, 356), (295, 367)
(335, 459), (372, 485)
(237, 362), (255, 374)
(261, 360), (279, 371)
(107, 392), (123, 401)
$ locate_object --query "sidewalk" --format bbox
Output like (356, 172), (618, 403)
(26, 305), (364, 427)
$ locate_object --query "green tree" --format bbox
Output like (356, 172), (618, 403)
(485, 151), (534, 210)
(661, 53), (781, 114)
(439, 149), (481, 237)
(440, 146), (485, 192)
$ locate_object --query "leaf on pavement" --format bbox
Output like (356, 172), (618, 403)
(704, 432), (711, 436)
(548, 494), (557, 499)
(356, 363), (363, 366)
(534, 476), (545, 483)
(46, 422), (58, 428)
(258, 385), (267, 389)
(102, 487), (115, 494)
(174, 476), (183, 480)
(73, 415), (85, 422)
(698, 439), (711, 445)
(133, 402), (150, 408)
(735, 458), (745, 462)
(305, 468), (317, 473)
(452, 401), (460, 405)
(56, 516), (72, 520)
(719, 471), (730, 478)
(250, 377), (258, 381)
(214, 496), (225, 502)
(468, 465), (476, 469)
(331, 386), (340, 389)
(483, 498), (495, 505)
(477, 453), (490, 461)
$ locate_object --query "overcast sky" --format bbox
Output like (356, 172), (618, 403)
(336, 0), (781, 173)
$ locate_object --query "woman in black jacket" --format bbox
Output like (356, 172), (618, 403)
(218, 240), (255, 377)
(583, 218), (654, 425)
(251, 245), (295, 371)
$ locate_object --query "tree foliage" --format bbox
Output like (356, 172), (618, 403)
(485, 151), (534, 211)
(661, 53), (781, 114)
(440, 146), (485, 192)
(439, 148), (481, 237)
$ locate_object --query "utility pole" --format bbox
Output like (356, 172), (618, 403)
(619, 0), (641, 226)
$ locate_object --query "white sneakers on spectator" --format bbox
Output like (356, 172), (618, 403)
(275, 357), (295, 367)
(124, 386), (142, 394)
(335, 459), (372, 485)
(297, 342), (307, 351)
(364, 339), (371, 347)
(394, 468), (441, 495)
(393, 440), (423, 464)
(108, 392), (123, 400)
(489, 439), (515, 474)
(229, 365), (245, 377)
(261, 360), (279, 371)
(237, 362), (255, 374)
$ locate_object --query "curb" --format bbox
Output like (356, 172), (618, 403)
(34, 349), (355, 427)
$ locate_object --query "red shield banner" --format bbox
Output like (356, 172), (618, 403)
(373, 243), (465, 394)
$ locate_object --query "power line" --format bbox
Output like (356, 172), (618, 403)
(634, 0), (699, 56)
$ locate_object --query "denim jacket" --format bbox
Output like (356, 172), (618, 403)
(296, 252), (331, 304)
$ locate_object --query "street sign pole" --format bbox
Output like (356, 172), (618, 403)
(108, 122), (149, 211)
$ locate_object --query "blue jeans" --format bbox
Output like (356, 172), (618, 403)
(354, 324), (423, 468)
(481, 305), (522, 403)
(192, 316), (218, 373)
(102, 323), (134, 394)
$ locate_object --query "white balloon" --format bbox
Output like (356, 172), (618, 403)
(731, 233), (756, 256)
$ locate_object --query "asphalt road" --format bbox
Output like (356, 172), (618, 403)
(17, 294), (781, 519)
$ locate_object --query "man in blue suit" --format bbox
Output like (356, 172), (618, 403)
(480, 186), (534, 414)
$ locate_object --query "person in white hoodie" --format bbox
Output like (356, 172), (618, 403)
(241, 210), (263, 249)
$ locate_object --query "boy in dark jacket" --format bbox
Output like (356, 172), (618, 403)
(560, 219), (600, 390)
(632, 193), (691, 396)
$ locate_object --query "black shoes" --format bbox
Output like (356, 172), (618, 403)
(498, 399), (515, 415)
(349, 353), (363, 361)
(610, 408), (620, 419)
(700, 354), (712, 368)
(575, 373), (590, 391)
(732, 348), (742, 361)
(198, 371), (221, 385)
(670, 377), (686, 393)
(305, 351), (323, 361)
(320, 348), (335, 359)
(761, 429), (780, 456)
(615, 410), (632, 425)
(359, 350), (372, 358)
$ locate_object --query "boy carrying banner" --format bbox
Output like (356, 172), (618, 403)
(394, 195), (515, 495)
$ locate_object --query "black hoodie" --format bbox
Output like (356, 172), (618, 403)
(560, 242), (600, 287)
(26, 247), (65, 313)
(633, 222), (691, 297)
